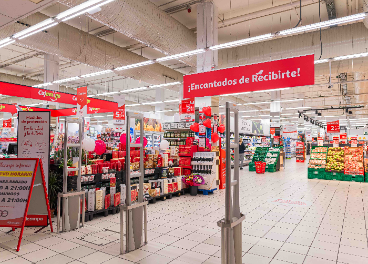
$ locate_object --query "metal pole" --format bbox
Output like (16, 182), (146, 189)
(225, 102), (232, 223)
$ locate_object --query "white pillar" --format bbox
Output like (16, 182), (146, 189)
(44, 54), (59, 92)
(197, 0), (218, 73)
(270, 91), (281, 134)
(196, 1), (219, 112)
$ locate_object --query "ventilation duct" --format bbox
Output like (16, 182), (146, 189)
(0, 13), (183, 85)
(58, 0), (197, 67)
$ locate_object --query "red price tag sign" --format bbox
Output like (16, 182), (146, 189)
(113, 105), (125, 120)
(327, 120), (340, 133)
(3, 118), (11, 128)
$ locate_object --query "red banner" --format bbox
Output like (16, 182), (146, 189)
(0, 82), (117, 111)
(3, 119), (11, 128)
(327, 120), (340, 133)
(113, 105), (125, 120)
(77, 86), (87, 117)
(183, 55), (314, 98)
(0, 138), (17, 142)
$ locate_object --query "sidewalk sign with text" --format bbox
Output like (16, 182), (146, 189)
(0, 158), (53, 251)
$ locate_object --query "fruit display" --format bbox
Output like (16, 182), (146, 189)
(312, 147), (328, 153)
(365, 159), (368, 173)
(311, 152), (327, 159)
(344, 147), (364, 175)
(325, 147), (344, 172)
(309, 159), (326, 168)
(265, 157), (277, 164)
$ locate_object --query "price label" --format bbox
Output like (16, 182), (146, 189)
(163, 123), (170, 130)
(199, 137), (205, 148)
(177, 123), (185, 129)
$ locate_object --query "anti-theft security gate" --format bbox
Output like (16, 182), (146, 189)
(217, 102), (245, 264)
(120, 112), (148, 253)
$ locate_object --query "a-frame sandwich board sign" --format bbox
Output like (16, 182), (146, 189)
(0, 158), (53, 251)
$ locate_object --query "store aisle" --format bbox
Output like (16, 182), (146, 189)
(1, 160), (368, 264)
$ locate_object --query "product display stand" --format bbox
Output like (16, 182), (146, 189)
(57, 117), (85, 233)
(120, 112), (148, 254)
(217, 102), (244, 264)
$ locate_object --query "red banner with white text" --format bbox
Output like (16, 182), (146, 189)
(183, 55), (314, 98)
(0, 82), (117, 111)
(3, 119), (11, 128)
(327, 120), (340, 133)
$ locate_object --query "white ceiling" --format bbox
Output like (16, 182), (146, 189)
(0, 0), (367, 126)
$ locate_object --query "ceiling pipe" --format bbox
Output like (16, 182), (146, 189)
(217, 0), (317, 30)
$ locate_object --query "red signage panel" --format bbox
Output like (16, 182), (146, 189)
(183, 55), (314, 98)
(3, 118), (11, 128)
(327, 120), (340, 133)
(0, 82), (117, 111)
(113, 105), (125, 120)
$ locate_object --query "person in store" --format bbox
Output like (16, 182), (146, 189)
(239, 138), (245, 170)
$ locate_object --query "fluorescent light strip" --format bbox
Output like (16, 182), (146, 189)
(120, 87), (148, 93)
(114, 60), (154, 71)
(239, 110), (259, 112)
(164, 99), (180, 103)
(314, 59), (329, 64)
(285, 107), (311, 110)
(252, 88), (290, 93)
(32, 82), (52, 88)
(149, 82), (181, 88)
(126, 104), (141, 107)
(61, 0), (115, 22)
(210, 33), (273, 50)
(142, 101), (163, 105)
(53, 76), (80, 84)
(81, 69), (113, 78)
(156, 49), (205, 62)
(13, 18), (55, 39)
(244, 101), (270, 105)
(0, 40), (15, 49)
(279, 13), (366, 36)
(56, 0), (105, 20)
(18, 22), (58, 40)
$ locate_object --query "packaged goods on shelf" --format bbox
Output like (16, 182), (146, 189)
(308, 159), (326, 168)
(325, 147), (344, 173)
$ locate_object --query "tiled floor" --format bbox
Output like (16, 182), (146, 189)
(1, 159), (368, 263)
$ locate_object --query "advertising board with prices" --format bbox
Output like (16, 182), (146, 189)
(0, 158), (53, 252)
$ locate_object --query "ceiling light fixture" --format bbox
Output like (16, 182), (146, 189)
(210, 33), (273, 50)
(164, 99), (180, 103)
(53, 76), (80, 84)
(114, 60), (155, 71)
(279, 13), (366, 36)
(120, 87), (148, 93)
(156, 49), (205, 62)
(18, 22), (58, 40)
(149, 82), (181, 88)
(126, 104), (141, 107)
(142, 101), (163, 105)
(81, 69), (113, 78)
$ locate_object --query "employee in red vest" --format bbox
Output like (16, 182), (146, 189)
(239, 138), (245, 170)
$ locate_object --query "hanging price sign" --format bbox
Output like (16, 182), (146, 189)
(327, 120), (340, 133)
(333, 136), (339, 147)
(351, 137), (357, 147)
(317, 137), (323, 146)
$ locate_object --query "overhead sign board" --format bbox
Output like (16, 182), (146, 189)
(183, 55), (314, 98)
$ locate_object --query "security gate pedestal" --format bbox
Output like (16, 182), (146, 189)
(57, 117), (85, 233)
(217, 102), (244, 264)
(120, 112), (148, 254)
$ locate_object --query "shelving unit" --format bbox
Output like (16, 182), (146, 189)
(296, 142), (305, 162)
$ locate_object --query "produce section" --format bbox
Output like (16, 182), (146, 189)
(344, 147), (364, 176)
(325, 147), (344, 173)
(308, 146), (367, 182)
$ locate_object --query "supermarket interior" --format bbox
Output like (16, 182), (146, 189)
(2, 0), (368, 264)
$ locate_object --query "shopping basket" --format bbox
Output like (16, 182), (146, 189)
(255, 161), (266, 174)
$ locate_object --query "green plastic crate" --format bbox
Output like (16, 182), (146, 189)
(267, 167), (277, 173)
(365, 173), (368, 182)
(343, 175), (352, 181)
(308, 168), (325, 179)
(324, 171), (344, 181)
(249, 163), (256, 172)
(324, 172), (333, 180)
(352, 175), (365, 182)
